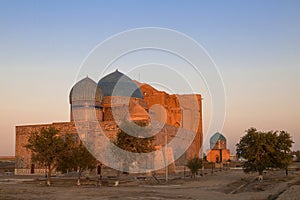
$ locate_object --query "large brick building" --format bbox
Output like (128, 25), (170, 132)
(15, 70), (203, 174)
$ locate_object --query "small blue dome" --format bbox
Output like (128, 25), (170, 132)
(98, 70), (143, 99)
(210, 132), (226, 148)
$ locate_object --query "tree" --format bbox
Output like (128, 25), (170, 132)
(71, 142), (97, 185)
(25, 127), (66, 186)
(236, 128), (293, 177)
(115, 121), (154, 153)
(186, 157), (203, 178)
(113, 120), (154, 172)
(57, 135), (97, 186)
(56, 134), (76, 174)
(275, 131), (293, 175)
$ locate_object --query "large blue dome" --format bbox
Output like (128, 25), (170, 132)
(98, 70), (143, 99)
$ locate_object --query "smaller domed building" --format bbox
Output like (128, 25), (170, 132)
(206, 132), (230, 163)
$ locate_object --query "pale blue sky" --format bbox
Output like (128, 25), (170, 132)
(0, 0), (299, 155)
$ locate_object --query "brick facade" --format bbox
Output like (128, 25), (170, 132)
(15, 74), (203, 174)
(206, 149), (230, 163)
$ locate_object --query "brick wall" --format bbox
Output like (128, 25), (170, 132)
(15, 122), (77, 174)
(140, 83), (203, 159)
(16, 82), (203, 174)
(206, 149), (230, 163)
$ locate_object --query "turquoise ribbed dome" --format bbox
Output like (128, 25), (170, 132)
(210, 132), (226, 148)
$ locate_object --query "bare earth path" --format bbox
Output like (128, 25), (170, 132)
(1, 170), (300, 200)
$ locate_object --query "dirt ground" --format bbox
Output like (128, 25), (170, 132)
(1, 170), (300, 200)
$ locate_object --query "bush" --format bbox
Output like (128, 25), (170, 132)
(186, 157), (203, 178)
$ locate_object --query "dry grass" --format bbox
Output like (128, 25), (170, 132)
(1, 170), (300, 200)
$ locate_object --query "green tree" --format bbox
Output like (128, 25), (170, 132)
(56, 134), (76, 174)
(25, 127), (66, 186)
(186, 157), (203, 178)
(113, 120), (154, 172)
(72, 142), (97, 185)
(236, 128), (293, 177)
(57, 135), (97, 186)
(275, 131), (293, 175)
(115, 121), (154, 153)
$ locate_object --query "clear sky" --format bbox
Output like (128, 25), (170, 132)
(0, 0), (299, 156)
